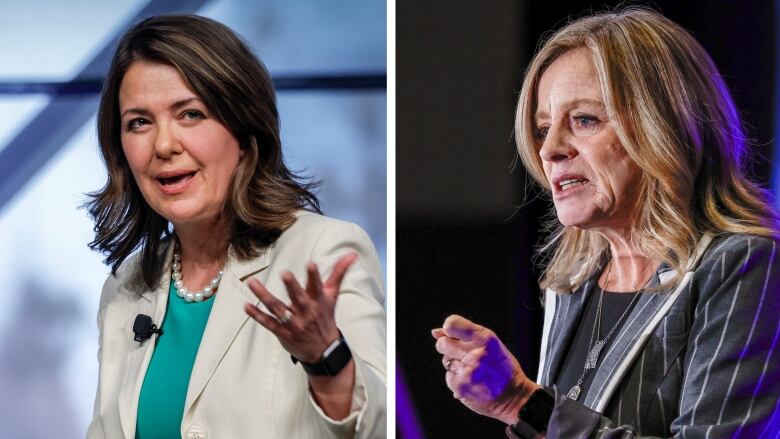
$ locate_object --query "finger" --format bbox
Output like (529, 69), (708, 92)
(248, 278), (289, 319)
(244, 303), (284, 334)
(443, 314), (485, 342)
(442, 357), (465, 374)
(282, 271), (310, 312)
(323, 252), (358, 296)
(431, 328), (446, 339)
(435, 336), (474, 360)
(305, 263), (324, 300)
(445, 364), (470, 395)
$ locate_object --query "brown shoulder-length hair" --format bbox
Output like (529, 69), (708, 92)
(87, 14), (321, 289)
(515, 7), (779, 292)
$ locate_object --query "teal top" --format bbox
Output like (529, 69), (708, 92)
(135, 280), (215, 439)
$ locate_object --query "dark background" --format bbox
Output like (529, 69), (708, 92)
(396, 1), (775, 437)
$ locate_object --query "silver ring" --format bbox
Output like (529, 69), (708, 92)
(444, 359), (453, 372)
(279, 309), (293, 324)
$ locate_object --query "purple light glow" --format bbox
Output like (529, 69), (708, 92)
(396, 361), (426, 439)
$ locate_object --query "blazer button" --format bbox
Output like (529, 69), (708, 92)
(186, 425), (207, 439)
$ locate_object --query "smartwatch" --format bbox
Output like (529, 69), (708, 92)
(291, 331), (353, 376)
(510, 386), (555, 436)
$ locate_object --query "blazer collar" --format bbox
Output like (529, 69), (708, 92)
(182, 244), (272, 418)
(541, 265), (677, 397)
(117, 241), (273, 438)
(540, 280), (589, 387)
(581, 270), (677, 410)
(118, 241), (175, 303)
(117, 257), (171, 439)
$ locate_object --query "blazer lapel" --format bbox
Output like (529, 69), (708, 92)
(540, 279), (593, 386)
(117, 273), (171, 439)
(581, 270), (677, 411)
(182, 248), (271, 417)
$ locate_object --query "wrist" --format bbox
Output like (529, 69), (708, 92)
(308, 360), (355, 421)
(291, 330), (352, 376)
(308, 359), (355, 393)
(500, 379), (541, 425)
(509, 385), (555, 435)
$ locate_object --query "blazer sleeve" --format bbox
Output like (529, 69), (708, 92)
(86, 274), (121, 439)
(303, 220), (387, 439)
(510, 236), (780, 438)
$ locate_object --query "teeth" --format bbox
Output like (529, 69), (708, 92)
(559, 178), (586, 190)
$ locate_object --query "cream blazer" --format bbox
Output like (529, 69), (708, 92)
(86, 212), (387, 439)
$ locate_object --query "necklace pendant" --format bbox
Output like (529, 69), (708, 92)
(585, 340), (606, 370)
(567, 385), (581, 400)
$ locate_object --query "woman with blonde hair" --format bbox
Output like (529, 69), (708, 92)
(434, 7), (780, 437)
(86, 14), (385, 438)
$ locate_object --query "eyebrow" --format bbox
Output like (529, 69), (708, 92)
(121, 97), (202, 118)
(534, 98), (605, 121)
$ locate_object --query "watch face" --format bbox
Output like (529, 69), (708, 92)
(517, 388), (554, 433)
(298, 335), (352, 376)
(323, 338), (352, 376)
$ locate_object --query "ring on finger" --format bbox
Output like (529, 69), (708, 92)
(278, 308), (293, 324)
(445, 359), (453, 371)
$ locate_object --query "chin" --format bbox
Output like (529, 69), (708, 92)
(555, 210), (595, 228)
(152, 203), (205, 225)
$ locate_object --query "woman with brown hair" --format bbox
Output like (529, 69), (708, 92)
(85, 14), (385, 439)
(434, 7), (780, 438)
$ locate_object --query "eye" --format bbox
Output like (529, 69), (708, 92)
(572, 115), (599, 129)
(535, 125), (550, 141)
(182, 110), (205, 121)
(126, 118), (149, 131)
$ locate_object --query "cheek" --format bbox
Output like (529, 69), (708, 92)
(203, 139), (241, 186)
(600, 150), (638, 197)
(120, 140), (148, 177)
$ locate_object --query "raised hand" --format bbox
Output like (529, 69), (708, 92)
(244, 252), (357, 362)
(432, 314), (539, 425)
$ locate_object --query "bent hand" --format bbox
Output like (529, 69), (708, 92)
(432, 315), (539, 425)
(244, 252), (358, 362)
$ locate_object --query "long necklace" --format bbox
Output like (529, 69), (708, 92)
(171, 241), (224, 303)
(567, 262), (643, 401)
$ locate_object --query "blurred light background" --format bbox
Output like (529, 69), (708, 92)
(0, 0), (385, 437)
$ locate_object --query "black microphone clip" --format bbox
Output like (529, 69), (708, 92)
(133, 314), (164, 342)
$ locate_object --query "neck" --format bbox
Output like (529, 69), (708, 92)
(174, 218), (228, 290)
(597, 228), (657, 292)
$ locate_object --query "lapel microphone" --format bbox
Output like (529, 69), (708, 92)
(133, 314), (164, 342)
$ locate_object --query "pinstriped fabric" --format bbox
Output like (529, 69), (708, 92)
(758, 398), (780, 438)
(533, 234), (780, 438)
(541, 280), (591, 386)
(718, 241), (775, 425)
(542, 293), (565, 385)
(690, 239), (751, 424)
(583, 291), (671, 408)
(742, 317), (780, 437)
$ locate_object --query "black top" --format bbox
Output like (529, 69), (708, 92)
(555, 282), (644, 398)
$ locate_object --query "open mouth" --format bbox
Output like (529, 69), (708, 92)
(558, 178), (589, 191)
(157, 171), (195, 186)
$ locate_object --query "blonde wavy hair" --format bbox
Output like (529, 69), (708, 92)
(515, 7), (779, 292)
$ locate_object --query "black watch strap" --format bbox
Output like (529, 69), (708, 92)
(291, 331), (352, 376)
(510, 386), (555, 436)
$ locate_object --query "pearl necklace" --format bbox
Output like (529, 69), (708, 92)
(171, 248), (224, 303)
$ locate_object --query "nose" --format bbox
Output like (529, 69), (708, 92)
(538, 123), (577, 163)
(153, 121), (182, 159)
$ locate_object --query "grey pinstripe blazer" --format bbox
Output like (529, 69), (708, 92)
(531, 234), (780, 438)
